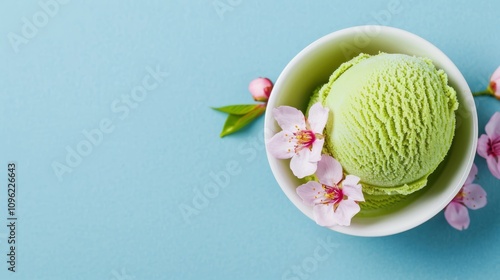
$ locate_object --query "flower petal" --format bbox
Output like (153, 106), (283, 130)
(313, 204), (335, 227)
(490, 66), (500, 82)
(309, 138), (324, 163)
(486, 155), (500, 179)
(494, 89), (500, 99)
(316, 155), (343, 186)
(307, 103), (329, 133)
(444, 202), (470, 230)
(477, 134), (490, 158)
(491, 70), (500, 97)
(342, 175), (364, 202)
(296, 181), (324, 206)
(465, 163), (478, 185)
(273, 106), (306, 132)
(485, 112), (500, 138)
(290, 149), (317, 178)
(462, 183), (487, 210)
(332, 200), (360, 226)
(266, 130), (295, 159)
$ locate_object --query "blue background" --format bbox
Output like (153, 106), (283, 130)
(1, 0), (499, 279)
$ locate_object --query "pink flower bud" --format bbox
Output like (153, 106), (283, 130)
(489, 66), (500, 99)
(249, 77), (273, 102)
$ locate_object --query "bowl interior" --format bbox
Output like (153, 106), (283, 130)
(264, 26), (477, 237)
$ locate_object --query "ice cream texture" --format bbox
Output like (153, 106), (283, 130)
(309, 53), (458, 210)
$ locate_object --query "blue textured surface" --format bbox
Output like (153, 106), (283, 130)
(1, 0), (499, 279)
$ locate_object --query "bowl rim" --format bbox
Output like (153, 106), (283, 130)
(264, 25), (478, 237)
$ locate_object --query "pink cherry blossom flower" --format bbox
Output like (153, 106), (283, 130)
(477, 112), (500, 179)
(267, 103), (328, 178)
(488, 66), (500, 99)
(444, 164), (487, 230)
(248, 77), (273, 102)
(472, 67), (500, 98)
(296, 155), (364, 226)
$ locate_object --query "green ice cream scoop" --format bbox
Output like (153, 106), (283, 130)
(314, 53), (458, 202)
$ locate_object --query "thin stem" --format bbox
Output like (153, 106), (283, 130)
(472, 90), (492, 97)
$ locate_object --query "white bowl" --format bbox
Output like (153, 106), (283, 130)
(264, 26), (477, 237)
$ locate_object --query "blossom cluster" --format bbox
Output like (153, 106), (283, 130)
(444, 66), (500, 230)
(267, 103), (364, 226)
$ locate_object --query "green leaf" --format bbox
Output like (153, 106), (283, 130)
(212, 104), (261, 115)
(220, 105), (266, 137)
